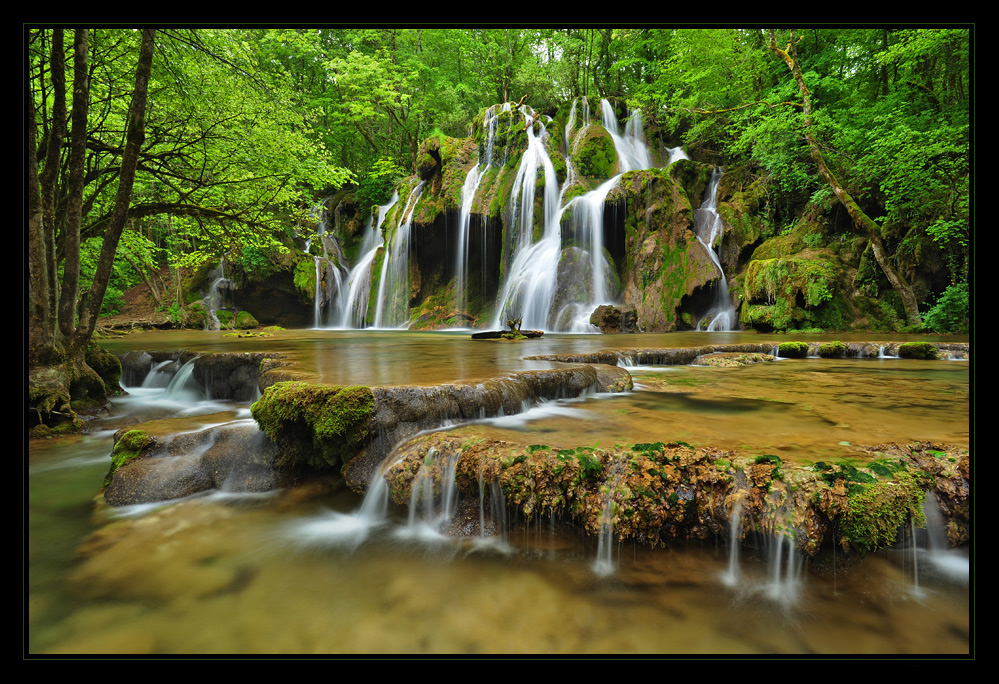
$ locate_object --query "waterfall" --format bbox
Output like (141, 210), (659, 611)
(764, 527), (805, 606)
(334, 192), (399, 328)
(600, 99), (652, 173)
(203, 263), (233, 331)
(721, 498), (743, 587)
(374, 181), (426, 328)
(593, 498), (616, 576)
(308, 205), (350, 329)
(491, 100), (657, 332)
(694, 168), (737, 331)
(398, 446), (462, 541)
(491, 105), (563, 331)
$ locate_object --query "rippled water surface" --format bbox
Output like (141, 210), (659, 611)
(28, 330), (971, 655)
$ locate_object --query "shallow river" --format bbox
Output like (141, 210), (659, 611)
(27, 330), (970, 655)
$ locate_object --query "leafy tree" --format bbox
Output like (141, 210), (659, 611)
(27, 27), (351, 426)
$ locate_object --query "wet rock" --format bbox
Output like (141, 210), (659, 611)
(104, 423), (286, 506)
(192, 353), (268, 401)
(590, 304), (638, 333)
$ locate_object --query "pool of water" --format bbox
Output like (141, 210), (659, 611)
(27, 330), (971, 655)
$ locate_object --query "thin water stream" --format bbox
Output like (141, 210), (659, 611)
(27, 330), (970, 655)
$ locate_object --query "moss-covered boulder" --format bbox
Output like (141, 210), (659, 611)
(740, 249), (842, 332)
(777, 341), (810, 358)
(104, 429), (154, 487)
(234, 311), (259, 330)
(818, 341), (846, 358)
(250, 382), (376, 471)
(898, 342), (939, 359)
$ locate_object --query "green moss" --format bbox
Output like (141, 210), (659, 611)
(235, 311), (259, 330)
(777, 341), (810, 358)
(840, 470), (927, 555)
(740, 252), (840, 331)
(105, 429), (153, 487)
(898, 342), (938, 360)
(250, 382), (375, 470)
(818, 341), (846, 358)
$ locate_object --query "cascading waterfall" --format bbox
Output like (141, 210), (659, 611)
(308, 205), (350, 329)
(399, 447), (462, 541)
(721, 498), (743, 587)
(455, 105), (511, 320)
(203, 263), (233, 331)
(334, 192), (399, 328)
(491, 105), (563, 331)
(593, 498), (616, 577)
(764, 526), (805, 606)
(491, 99), (658, 332)
(694, 167), (737, 331)
(374, 181), (426, 328)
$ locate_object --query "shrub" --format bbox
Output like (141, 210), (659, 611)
(922, 283), (969, 334)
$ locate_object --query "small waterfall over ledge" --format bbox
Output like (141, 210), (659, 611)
(694, 167), (737, 331)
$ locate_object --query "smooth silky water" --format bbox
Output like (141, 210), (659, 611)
(27, 330), (970, 655)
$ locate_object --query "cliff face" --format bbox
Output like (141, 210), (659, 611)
(202, 98), (948, 334)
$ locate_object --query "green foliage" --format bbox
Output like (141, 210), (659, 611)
(576, 452), (603, 481)
(238, 245), (279, 281)
(356, 158), (405, 213)
(922, 283), (969, 334)
(293, 258), (317, 296)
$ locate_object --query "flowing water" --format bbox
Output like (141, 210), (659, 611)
(27, 330), (970, 655)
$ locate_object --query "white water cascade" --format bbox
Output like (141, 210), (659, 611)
(203, 264), (233, 331)
(333, 192), (399, 328)
(308, 206), (350, 329)
(492, 99), (658, 332)
(374, 181), (426, 328)
(491, 105), (564, 331)
(593, 498), (617, 577)
(694, 167), (737, 331)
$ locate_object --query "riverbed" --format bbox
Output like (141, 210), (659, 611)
(26, 330), (971, 655)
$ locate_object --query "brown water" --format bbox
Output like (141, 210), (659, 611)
(27, 330), (971, 655)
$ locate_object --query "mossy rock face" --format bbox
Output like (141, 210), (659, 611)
(840, 470), (929, 556)
(777, 341), (810, 358)
(898, 342), (939, 360)
(251, 381), (375, 470)
(613, 169), (716, 332)
(215, 309), (235, 327)
(571, 125), (618, 180)
(740, 250), (840, 332)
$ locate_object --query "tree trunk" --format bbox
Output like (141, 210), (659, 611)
(73, 28), (156, 351)
(768, 30), (922, 325)
(28, 28), (157, 427)
(57, 28), (89, 338)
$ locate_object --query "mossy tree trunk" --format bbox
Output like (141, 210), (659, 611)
(768, 29), (922, 326)
(27, 28), (156, 426)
